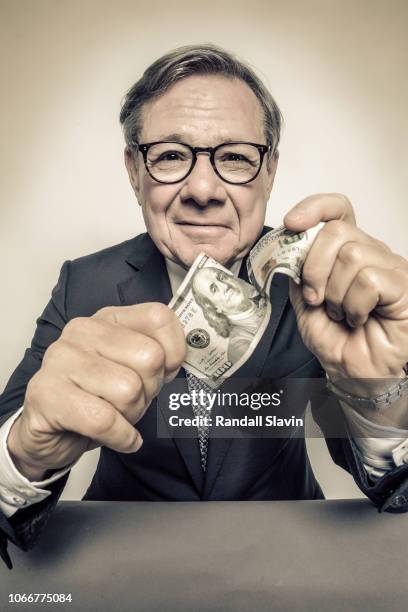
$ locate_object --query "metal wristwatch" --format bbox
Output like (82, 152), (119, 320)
(326, 375), (408, 411)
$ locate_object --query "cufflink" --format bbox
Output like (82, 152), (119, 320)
(0, 489), (27, 506)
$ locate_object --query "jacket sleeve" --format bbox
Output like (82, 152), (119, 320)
(0, 261), (72, 569)
(311, 383), (408, 514)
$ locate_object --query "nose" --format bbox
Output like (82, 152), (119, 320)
(180, 152), (227, 207)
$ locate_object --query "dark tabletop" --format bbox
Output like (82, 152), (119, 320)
(2, 500), (407, 611)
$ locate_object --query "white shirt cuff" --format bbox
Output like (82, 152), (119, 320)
(0, 408), (75, 518)
(341, 402), (408, 480)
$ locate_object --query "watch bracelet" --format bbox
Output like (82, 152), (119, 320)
(326, 374), (408, 411)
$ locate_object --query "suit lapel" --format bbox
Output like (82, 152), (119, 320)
(117, 234), (204, 495)
(117, 234), (172, 306)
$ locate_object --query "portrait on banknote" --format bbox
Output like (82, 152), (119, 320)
(169, 254), (271, 387)
(191, 267), (268, 361)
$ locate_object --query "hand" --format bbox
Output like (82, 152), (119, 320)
(7, 303), (186, 480)
(284, 193), (408, 380)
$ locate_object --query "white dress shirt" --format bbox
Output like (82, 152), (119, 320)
(1, 257), (408, 518)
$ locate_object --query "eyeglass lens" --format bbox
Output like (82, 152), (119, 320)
(145, 143), (261, 183)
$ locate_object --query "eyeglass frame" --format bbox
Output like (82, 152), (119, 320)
(129, 140), (273, 185)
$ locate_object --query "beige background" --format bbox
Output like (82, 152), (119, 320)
(1, 0), (407, 500)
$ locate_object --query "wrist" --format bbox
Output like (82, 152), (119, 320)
(327, 371), (406, 399)
(326, 371), (408, 427)
(10, 455), (48, 482)
(7, 418), (48, 481)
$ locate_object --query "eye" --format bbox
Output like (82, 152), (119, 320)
(223, 153), (247, 161)
(147, 148), (190, 166)
(216, 150), (258, 168)
(216, 271), (226, 281)
(210, 283), (218, 294)
(157, 151), (186, 162)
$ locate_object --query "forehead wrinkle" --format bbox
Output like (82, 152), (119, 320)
(142, 112), (264, 146)
(140, 76), (265, 143)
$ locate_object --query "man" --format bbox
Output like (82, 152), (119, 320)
(191, 267), (268, 361)
(1, 44), (408, 571)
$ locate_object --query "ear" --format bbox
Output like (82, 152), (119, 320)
(124, 146), (141, 203)
(265, 149), (279, 198)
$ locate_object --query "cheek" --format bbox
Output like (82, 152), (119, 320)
(213, 295), (225, 310)
(232, 186), (268, 232)
(140, 182), (177, 222)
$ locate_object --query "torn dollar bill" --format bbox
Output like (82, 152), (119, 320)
(247, 223), (324, 295)
(169, 223), (324, 387)
(168, 253), (271, 388)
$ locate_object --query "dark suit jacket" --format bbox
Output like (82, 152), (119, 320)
(2, 231), (408, 570)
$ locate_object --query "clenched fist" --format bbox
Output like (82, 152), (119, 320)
(284, 194), (408, 382)
(7, 303), (186, 480)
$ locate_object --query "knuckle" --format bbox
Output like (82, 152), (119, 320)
(25, 371), (47, 404)
(338, 242), (363, 266)
(139, 339), (166, 373)
(42, 339), (71, 365)
(115, 373), (143, 406)
(94, 306), (118, 322)
(87, 403), (116, 438)
(62, 317), (105, 346)
(393, 254), (408, 269)
(62, 316), (90, 337)
(357, 267), (379, 290)
(146, 303), (175, 330)
(374, 238), (392, 253)
(324, 219), (347, 240)
(334, 192), (351, 207)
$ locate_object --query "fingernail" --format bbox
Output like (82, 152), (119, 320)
(326, 306), (343, 321)
(303, 285), (317, 303)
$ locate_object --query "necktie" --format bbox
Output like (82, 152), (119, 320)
(185, 371), (213, 472)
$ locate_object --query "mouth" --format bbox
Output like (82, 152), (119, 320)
(174, 222), (230, 237)
(175, 221), (229, 228)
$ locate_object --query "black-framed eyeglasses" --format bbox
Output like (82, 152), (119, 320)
(130, 140), (272, 185)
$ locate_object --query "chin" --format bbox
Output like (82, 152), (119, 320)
(177, 245), (236, 269)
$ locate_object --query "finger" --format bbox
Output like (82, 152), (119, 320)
(342, 267), (408, 327)
(28, 375), (143, 454)
(324, 243), (398, 321)
(284, 193), (356, 232)
(289, 278), (325, 331)
(288, 279), (306, 321)
(301, 222), (385, 305)
(93, 303), (186, 379)
(60, 320), (166, 401)
(289, 278), (337, 359)
(44, 341), (148, 423)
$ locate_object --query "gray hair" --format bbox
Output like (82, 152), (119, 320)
(119, 44), (283, 154)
